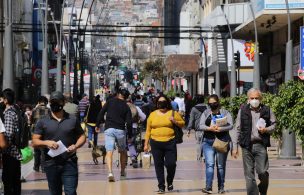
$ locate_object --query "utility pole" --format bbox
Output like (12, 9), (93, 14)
(249, 0), (260, 90)
(3, 0), (14, 90)
(281, 0), (297, 159)
(41, 0), (49, 95)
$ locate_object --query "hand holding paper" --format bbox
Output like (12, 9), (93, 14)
(257, 118), (267, 134)
(47, 140), (68, 157)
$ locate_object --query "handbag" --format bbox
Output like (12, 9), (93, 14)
(172, 110), (184, 144)
(212, 137), (229, 153)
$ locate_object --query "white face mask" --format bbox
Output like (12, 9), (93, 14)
(249, 99), (260, 108)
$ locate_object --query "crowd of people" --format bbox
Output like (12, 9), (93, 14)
(0, 86), (276, 195)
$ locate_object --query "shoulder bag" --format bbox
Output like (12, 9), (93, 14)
(171, 110), (184, 144)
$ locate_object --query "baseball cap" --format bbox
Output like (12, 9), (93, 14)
(50, 91), (65, 101)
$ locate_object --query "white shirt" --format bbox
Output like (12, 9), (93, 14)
(0, 118), (6, 133)
(174, 97), (185, 112)
(132, 106), (146, 128)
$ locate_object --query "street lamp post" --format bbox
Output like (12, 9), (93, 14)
(65, 0), (76, 95)
(221, 4), (236, 97)
(199, 35), (209, 96)
(41, 0), (49, 96)
(50, 11), (63, 92)
(281, 0), (297, 159)
(3, 0), (14, 90)
(249, 0), (260, 90)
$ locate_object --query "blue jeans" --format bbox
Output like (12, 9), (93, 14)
(202, 138), (229, 190)
(44, 156), (78, 195)
(87, 125), (98, 146)
(104, 128), (127, 152)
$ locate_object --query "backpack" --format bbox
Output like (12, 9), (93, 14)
(12, 106), (30, 149)
(127, 102), (139, 123)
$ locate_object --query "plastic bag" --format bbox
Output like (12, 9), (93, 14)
(21, 146), (33, 164)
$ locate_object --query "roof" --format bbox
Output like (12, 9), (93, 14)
(166, 54), (200, 73)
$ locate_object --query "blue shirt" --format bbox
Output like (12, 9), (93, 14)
(171, 101), (179, 111)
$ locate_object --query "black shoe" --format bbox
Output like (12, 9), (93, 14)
(157, 188), (165, 194)
(132, 159), (138, 168)
(167, 184), (173, 191)
(33, 167), (39, 172)
(88, 143), (92, 148)
(202, 187), (212, 194)
(218, 188), (225, 194)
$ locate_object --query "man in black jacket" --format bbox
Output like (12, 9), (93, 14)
(96, 88), (132, 182)
(232, 88), (276, 195)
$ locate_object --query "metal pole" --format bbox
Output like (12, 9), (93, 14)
(221, 5), (236, 97)
(214, 36), (221, 96)
(200, 35), (209, 96)
(41, 0), (49, 95)
(285, 0), (293, 82)
(249, 1), (260, 90)
(65, 0), (76, 95)
(281, 0), (297, 159)
(3, 0), (14, 90)
(51, 12), (62, 92)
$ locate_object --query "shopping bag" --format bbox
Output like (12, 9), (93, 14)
(142, 153), (151, 169)
(21, 146), (33, 164)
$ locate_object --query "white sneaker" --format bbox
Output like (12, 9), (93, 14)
(108, 173), (115, 182)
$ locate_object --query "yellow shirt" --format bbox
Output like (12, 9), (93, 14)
(145, 110), (185, 142)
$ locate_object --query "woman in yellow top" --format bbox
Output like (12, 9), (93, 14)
(144, 94), (185, 194)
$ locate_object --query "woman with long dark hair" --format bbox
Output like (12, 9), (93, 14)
(199, 94), (233, 194)
(86, 95), (102, 147)
(144, 95), (185, 194)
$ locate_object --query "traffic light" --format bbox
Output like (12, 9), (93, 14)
(234, 51), (240, 67)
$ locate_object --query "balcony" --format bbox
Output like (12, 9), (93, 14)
(202, 3), (249, 27)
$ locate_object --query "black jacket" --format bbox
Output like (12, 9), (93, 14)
(239, 104), (271, 148)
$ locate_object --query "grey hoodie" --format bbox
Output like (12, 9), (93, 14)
(187, 103), (207, 131)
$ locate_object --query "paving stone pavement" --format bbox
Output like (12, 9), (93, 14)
(21, 132), (304, 195)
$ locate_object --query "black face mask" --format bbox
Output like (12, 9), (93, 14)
(50, 103), (63, 113)
(0, 102), (5, 110)
(157, 101), (167, 109)
(208, 102), (219, 110)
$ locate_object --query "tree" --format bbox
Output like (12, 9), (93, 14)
(141, 59), (165, 82)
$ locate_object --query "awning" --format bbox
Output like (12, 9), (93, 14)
(166, 54), (200, 73)
(233, 9), (304, 40)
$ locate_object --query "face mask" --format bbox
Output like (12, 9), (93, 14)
(157, 101), (167, 109)
(50, 102), (63, 113)
(0, 102), (5, 110)
(208, 102), (219, 110)
(249, 99), (260, 108)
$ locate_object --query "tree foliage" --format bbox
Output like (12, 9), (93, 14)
(219, 81), (304, 143)
(141, 59), (165, 82)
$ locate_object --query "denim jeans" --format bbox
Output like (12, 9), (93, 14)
(44, 156), (78, 195)
(202, 138), (229, 190)
(242, 143), (269, 195)
(87, 124), (98, 146)
(104, 128), (127, 151)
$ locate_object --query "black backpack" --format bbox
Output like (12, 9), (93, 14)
(11, 106), (30, 149)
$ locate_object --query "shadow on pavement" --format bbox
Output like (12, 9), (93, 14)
(21, 189), (50, 195)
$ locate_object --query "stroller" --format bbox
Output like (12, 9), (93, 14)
(115, 125), (145, 168)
